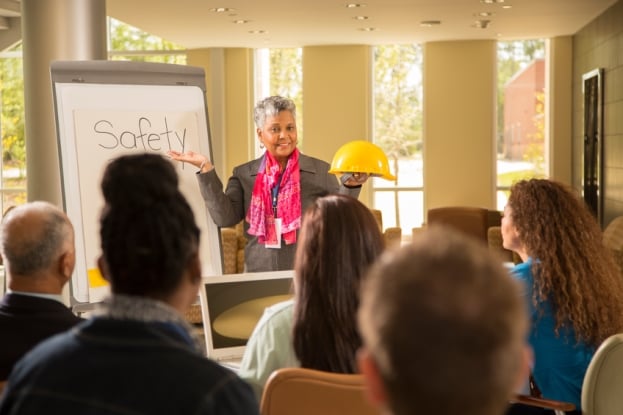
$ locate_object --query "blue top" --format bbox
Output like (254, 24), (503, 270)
(512, 258), (594, 408)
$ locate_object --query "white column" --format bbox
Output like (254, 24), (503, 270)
(22, 0), (107, 204)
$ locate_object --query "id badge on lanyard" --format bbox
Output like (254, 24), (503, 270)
(265, 218), (282, 249)
(265, 174), (283, 249)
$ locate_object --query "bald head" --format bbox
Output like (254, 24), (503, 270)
(0, 202), (74, 281)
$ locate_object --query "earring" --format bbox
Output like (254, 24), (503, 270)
(260, 142), (265, 149)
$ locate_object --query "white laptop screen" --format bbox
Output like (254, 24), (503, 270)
(199, 270), (294, 362)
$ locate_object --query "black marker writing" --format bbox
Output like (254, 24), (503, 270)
(93, 116), (186, 153)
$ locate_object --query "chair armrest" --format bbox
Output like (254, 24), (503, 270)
(220, 227), (238, 274)
(511, 394), (575, 413)
(384, 227), (402, 249)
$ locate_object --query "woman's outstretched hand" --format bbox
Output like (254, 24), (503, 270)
(167, 150), (213, 172)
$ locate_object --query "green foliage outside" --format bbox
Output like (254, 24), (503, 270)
(108, 18), (186, 64)
(0, 44), (25, 172)
(0, 18), (185, 210)
(0, 42), (27, 209)
(373, 44), (422, 165)
(268, 48), (303, 142)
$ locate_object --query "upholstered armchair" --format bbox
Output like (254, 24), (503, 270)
(603, 216), (623, 275)
(260, 367), (379, 415)
(370, 208), (402, 250)
(423, 206), (503, 244)
(220, 221), (247, 274)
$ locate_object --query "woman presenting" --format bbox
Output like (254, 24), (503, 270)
(168, 95), (367, 272)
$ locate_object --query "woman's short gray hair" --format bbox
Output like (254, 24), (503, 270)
(253, 96), (297, 128)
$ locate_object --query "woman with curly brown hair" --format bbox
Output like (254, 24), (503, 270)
(502, 178), (623, 413)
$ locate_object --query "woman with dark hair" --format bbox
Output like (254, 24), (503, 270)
(0, 154), (258, 415)
(237, 193), (385, 399)
(502, 178), (623, 414)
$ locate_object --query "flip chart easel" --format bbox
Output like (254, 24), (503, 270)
(51, 60), (223, 309)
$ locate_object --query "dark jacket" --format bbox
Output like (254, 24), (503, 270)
(0, 292), (83, 379)
(198, 153), (360, 272)
(0, 317), (258, 414)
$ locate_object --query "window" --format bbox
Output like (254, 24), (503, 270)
(254, 48), (302, 157)
(496, 40), (547, 209)
(372, 44), (423, 232)
(0, 42), (26, 214)
(107, 18), (186, 64)
(0, 19), (185, 214)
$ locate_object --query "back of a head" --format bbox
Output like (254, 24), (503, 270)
(0, 201), (71, 278)
(99, 153), (200, 298)
(507, 178), (602, 258)
(359, 225), (526, 415)
(293, 194), (385, 373)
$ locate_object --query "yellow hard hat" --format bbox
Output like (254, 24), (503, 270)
(329, 140), (396, 181)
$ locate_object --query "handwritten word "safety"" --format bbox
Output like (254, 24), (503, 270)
(94, 116), (186, 152)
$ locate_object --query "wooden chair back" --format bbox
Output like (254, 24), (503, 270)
(260, 367), (379, 415)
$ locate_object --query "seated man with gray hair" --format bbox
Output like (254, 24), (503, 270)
(357, 225), (531, 415)
(0, 201), (83, 380)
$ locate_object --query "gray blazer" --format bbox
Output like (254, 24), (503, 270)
(197, 153), (360, 272)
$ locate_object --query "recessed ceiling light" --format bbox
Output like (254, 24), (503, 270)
(353, 15), (369, 20)
(248, 30), (266, 34)
(210, 7), (235, 13)
(346, 3), (366, 8)
(472, 19), (491, 29)
(474, 11), (494, 17)
(420, 20), (441, 27)
(501, 4), (512, 9)
(358, 27), (376, 32)
(233, 19), (250, 24)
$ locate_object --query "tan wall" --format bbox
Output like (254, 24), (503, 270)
(187, 48), (253, 180)
(548, 36), (573, 184)
(573, 0), (623, 227)
(223, 48), (255, 177)
(186, 48), (226, 179)
(302, 45), (372, 205)
(423, 40), (496, 212)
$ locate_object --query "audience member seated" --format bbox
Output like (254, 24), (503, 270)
(0, 154), (257, 414)
(502, 179), (623, 414)
(0, 201), (83, 380)
(357, 225), (530, 415)
(238, 194), (385, 400)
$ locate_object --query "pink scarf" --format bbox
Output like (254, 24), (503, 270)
(246, 149), (301, 245)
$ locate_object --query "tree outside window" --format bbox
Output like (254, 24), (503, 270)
(0, 18), (185, 214)
(0, 43), (26, 213)
(373, 44), (423, 232)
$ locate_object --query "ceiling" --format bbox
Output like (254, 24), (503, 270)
(103, 0), (619, 49)
(0, 0), (617, 49)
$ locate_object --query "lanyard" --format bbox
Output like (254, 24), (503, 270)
(272, 172), (284, 217)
